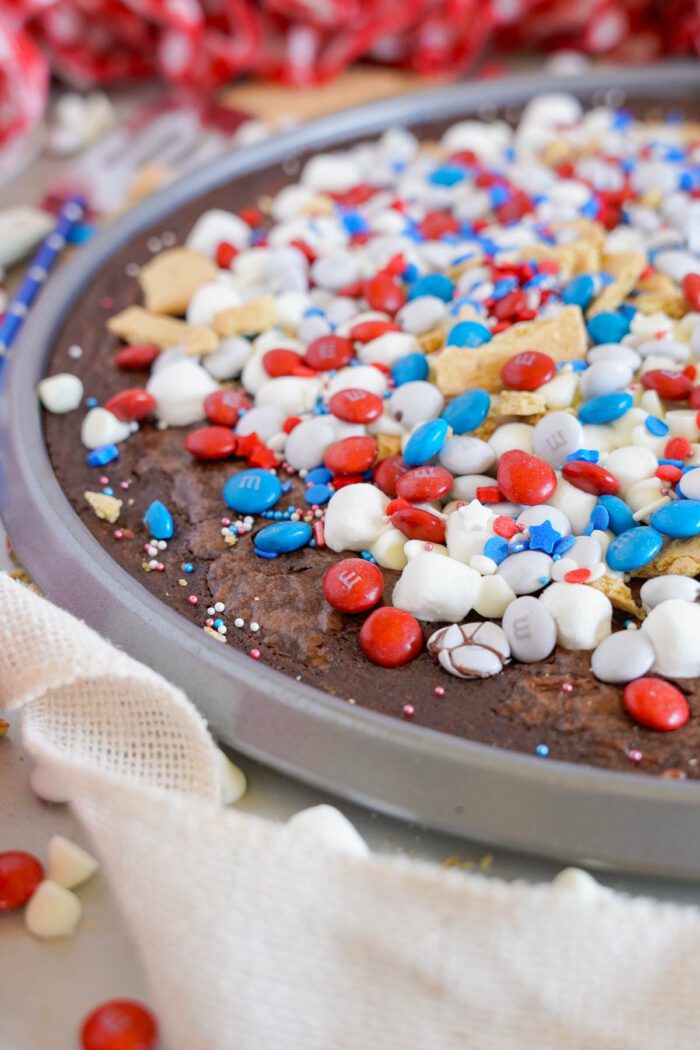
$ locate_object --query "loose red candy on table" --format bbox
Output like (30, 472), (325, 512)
(682, 272), (700, 310)
(500, 351), (556, 391)
(395, 465), (453, 503)
(0, 850), (43, 910)
(114, 344), (160, 372)
(359, 607), (423, 668)
(184, 426), (237, 461)
(349, 320), (400, 343)
(497, 450), (556, 506)
(328, 388), (384, 424)
(373, 454), (410, 497)
(303, 334), (354, 371)
(391, 506), (446, 544)
(641, 370), (693, 401)
(80, 999), (158, 1050)
(262, 348), (303, 377)
(104, 388), (156, 422)
(364, 273), (406, 315)
(323, 557), (384, 614)
(562, 460), (619, 496)
(204, 389), (251, 427)
(623, 678), (690, 732)
(324, 436), (377, 476)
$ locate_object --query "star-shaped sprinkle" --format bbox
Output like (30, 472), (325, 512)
(528, 519), (562, 554)
(458, 498), (494, 532)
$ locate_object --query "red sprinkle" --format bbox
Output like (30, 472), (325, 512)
(325, 436), (377, 476)
(562, 460), (620, 496)
(395, 465), (453, 503)
(476, 485), (504, 504)
(262, 348), (303, 377)
(282, 416), (302, 434)
(215, 240), (238, 268)
(665, 436), (691, 459)
(641, 369), (693, 401)
(681, 272), (700, 310)
(250, 648), (261, 660)
(563, 568), (591, 584)
(80, 999), (158, 1050)
(656, 464), (683, 484)
(323, 557), (384, 613)
(184, 426), (237, 461)
(364, 273), (406, 315)
(497, 450), (557, 505)
(493, 515), (520, 539)
(105, 388), (156, 422)
(328, 388), (384, 424)
(500, 350), (556, 391)
(0, 851), (44, 911)
(623, 678), (690, 732)
(359, 607), (423, 668)
(391, 506), (446, 544)
(349, 319), (400, 343)
(313, 520), (325, 548)
(204, 389), (251, 427)
(114, 343), (160, 372)
(304, 334), (354, 371)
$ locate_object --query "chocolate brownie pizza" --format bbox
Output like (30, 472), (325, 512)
(40, 92), (700, 778)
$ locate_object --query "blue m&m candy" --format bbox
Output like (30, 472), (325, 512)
(446, 320), (492, 348)
(305, 483), (332, 505)
(391, 352), (429, 386)
(606, 526), (663, 572)
(254, 521), (312, 556)
(403, 418), (449, 466)
(442, 389), (491, 434)
(562, 274), (595, 309)
(408, 273), (454, 302)
(223, 469), (281, 514)
(428, 164), (466, 186)
(587, 311), (630, 344)
(144, 500), (174, 540)
(578, 391), (634, 424)
(650, 499), (700, 538)
(597, 495), (636, 535)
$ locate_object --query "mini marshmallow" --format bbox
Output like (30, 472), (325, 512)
(146, 359), (219, 427)
(80, 407), (131, 449)
(186, 209), (251, 256)
(324, 484), (389, 552)
(47, 835), (99, 890)
(25, 880), (82, 939)
(285, 805), (368, 857)
(446, 500), (495, 563)
(371, 528), (409, 570)
(537, 371), (579, 410)
(186, 282), (240, 327)
(392, 552), (481, 622)
(547, 476), (597, 535)
(539, 582), (612, 650)
(236, 405), (284, 442)
(552, 868), (605, 896)
(216, 749), (247, 806)
(602, 446), (657, 494)
(202, 336), (251, 380)
(404, 540), (449, 560)
(640, 575), (700, 613)
(29, 764), (71, 804)
(389, 381), (444, 428)
(37, 373), (83, 414)
(255, 376), (321, 416)
(641, 600), (700, 678)
(474, 574), (516, 618)
(301, 154), (363, 193)
(284, 419), (335, 471)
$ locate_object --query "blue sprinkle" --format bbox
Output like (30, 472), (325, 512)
(566, 448), (599, 463)
(86, 396), (98, 409)
(102, 487), (114, 497)
(658, 459), (683, 469)
(590, 505), (610, 531)
(213, 618), (224, 629)
(578, 391), (634, 425)
(87, 444), (119, 467)
(183, 563), (194, 573)
(304, 307), (325, 318)
(492, 277), (519, 300)
(305, 482), (332, 505)
(360, 550), (378, 564)
(402, 262), (420, 283)
(144, 500), (174, 541)
(582, 523), (594, 536)
(408, 273), (454, 302)
(67, 222), (95, 245)
(483, 536), (509, 564)
(508, 540), (529, 554)
(446, 320), (492, 348)
(552, 535), (576, 557)
(340, 211), (368, 235)
(528, 520), (562, 554)
(535, 743), (550, 758)
(255, 549), (278, 560)
(280, 480), (293, 493)
(489, 184), (510, 207)
(580, 198), (599, 220)
(587, 311), (630, 345)
(428, 164), (466, 186)
(645, 416), (669, 436)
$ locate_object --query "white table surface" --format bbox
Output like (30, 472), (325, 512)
(2, 88), (700, 1050)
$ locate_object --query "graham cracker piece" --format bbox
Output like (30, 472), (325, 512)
(0, 718), (8, 738)
(108, 306), (218, 355)
(634, 270), (689, 319)
(521, 239), (600, 280)
(138, 247), (218, 315)
(419, 327), (445, 354)
(435, 305), (587, 397)
(588, 575), (645, 620)
(375, 433), (402, 460)
(214, 295), (276, 337)
(635, 536), (700, 579)
(471, 417), (500, 441)
(495, 390), (546, 417)
(588, 252), (647, 317)
(85, 492), (122, 524)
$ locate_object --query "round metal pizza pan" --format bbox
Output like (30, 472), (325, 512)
(3, 64), (700, 878)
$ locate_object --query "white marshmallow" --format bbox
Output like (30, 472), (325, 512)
(552, 868), (605, 896)
(29, 764), (71, 804)
(539, 582), (612, 650)
(324, 484), (389, 552)
(392, 552), (481, 622)
(285, 805), (368, 857)
(47, 835), (98, 890)
(146, 359), (218, 426)
(202, 336), (251, 380)
(216, 749), (247, 805)
(37, 373), (83, 414)
(641, 600), (700, 678)
(255, 376), (321, 416)
(537, 371), (579, 409)
(446, 500), (494, 563)
(186, 209), (251, 256)
(186, 282), (240, 326)
(474, 574), (516, 618)
(236, 405), (284, 442)
(547, 476), (597, 535)
(602, 446), (657, 494)
(80, 407), (131, 449)
(284, 419), (335, 471)
(302, 154), (362, 193)
(25, 881), (82, 939)
(371, 528), (408, 570)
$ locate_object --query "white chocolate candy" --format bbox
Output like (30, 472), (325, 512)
(47, 835), (98, 890)
(439, 436), (494, 475)
(591, 629), (655, 684)
(389, 381), (444, 427)
(428, 621), (511, 679)
(602, 446), (657, 494)
(489, 422), (534, 458)
(186, 282), (240, 326)
(640, 575), (700, 612)
(578, 359), (633, 399)
(324, 484), (389, 552)
(284, 419), (335, 471)
(497, 551), (552, 595)
(567, 535), (602, 569)
(255, 376), (321, 416)
(236, 405), (284, 442)
(537, 371), (578, 410)
(502, 595), (557, 663)
(216, 749), (248, 805)
(203, 336), (251, 380)
(539, 583), (612, 650)
(302, 153), (363, 193)
(327, 365), (387, 398)
(186, 209), (251, 256)
(641, 600), (700, 678)
(474, 574), (516, 618)
(25, 880), (82, 939)
(450, 474), (498, 504)
(392, 552), (481, 622)
(548, 476), (597, 535)
(531, 411), (584, 468)
(517, 505), (571, 537)
(37, 373), (83, 414)
(357, 331), (418, 367)
(146, 359), (218, 426)
(80, 407), (131, 449)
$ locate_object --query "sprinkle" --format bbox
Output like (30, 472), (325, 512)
(250, 648), (261, 660)
(402, 704), (415, 719)
(188, 595), (199, 606)
(234, 618), (245, 628)
(535, 743), (549, 757)
(626, 748), (643, 764)
(183, 563), (194, 573)
(528, 520), (561, 554)
(561, 681), (574, 694)
(434, 686), (445, 697)
(250, 622), (260, 632)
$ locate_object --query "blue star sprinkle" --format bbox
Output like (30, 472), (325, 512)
(528, 520), (562, 554)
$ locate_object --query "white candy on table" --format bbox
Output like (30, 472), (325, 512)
(327, 365), (387, 398)
(80, 407), (131, 449)
(146, 359), (218, 427)
(591, 630), (655, 684)
(186, 209), (251, 256)
(284, 805), (368, 857)
(392, 552), (481, 622)
(539, 582), (612, 650)
(396, 296), (446, 334)
(640, 576), (700, 612)
(47, 835), (98, 890)
(427, 621), (511, 679)
(37, 373), (83, 414)
(666, 410), (700, 442)
(324, 484), (389, 552)
(641, 600), (700, 678)
(310, 253), (358, 292)
(489, 422), (534, 458)
(356, 331), (418, 367)
(552, 867), (604, 896)
(502, 595), (557, 663)
(578, 359), (633, 400)
(25, 880), (82, 939)
(497, 551), (553, 595)
(29, 764), (71, 804)
(470, 554), (498, 575)
(636, 338), (689, 363)
(567, 535), (603, 569)
(587, 343), (640, 370)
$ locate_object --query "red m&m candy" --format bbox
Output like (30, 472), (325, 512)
(323, 558), (384, 613)
(391, 506), (446, 544)
(105, 389), (156, 422)
(373, 455), (409, 497)
(641, 370), (693, 401)
(497, 450), (556, 505)
(359, 607), (423, 667)
(690, 387), (700, 410)
(665, 436), (691, 460)
(184, 426), (237, 461)
(562, 460), (619, 496)
(681, 272), (700, 311)
(304, 334), (353, 371)
(114, 344), (160, 372)
(364, 273), (406, 315)
(395, 466), (453, 503)
(204, 389), (251, 427)
(325, 436), (377, 476)
(262, 348), (303, 377)
(0, 850), (43, 911)
(328, 388), (384, 424)
(349, 319), (400, 342)
(500, 351), (555, 391)
(80, 999), (158, 1050)
(623, 678), (690, 732)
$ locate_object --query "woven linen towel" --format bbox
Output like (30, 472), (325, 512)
(3, 570), (700, 1050)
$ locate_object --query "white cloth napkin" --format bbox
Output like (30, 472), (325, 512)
(3, 571), (700, 1050)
